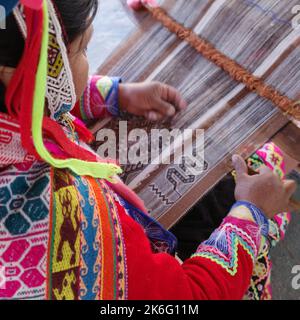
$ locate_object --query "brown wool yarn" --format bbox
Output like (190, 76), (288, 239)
(146, 6), (300, 121)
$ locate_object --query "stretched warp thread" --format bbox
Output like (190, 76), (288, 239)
(145, 5), (300, 121)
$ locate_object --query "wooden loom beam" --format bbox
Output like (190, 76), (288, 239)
(95, 0), (300, 229)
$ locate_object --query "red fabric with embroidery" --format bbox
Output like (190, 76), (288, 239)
(116, 201), (254, 299)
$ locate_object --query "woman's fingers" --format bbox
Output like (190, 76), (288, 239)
(283, 179), (297, 199)
(146, 111), (159, 121)
(232, 154), (248, 180)
(161, 84), (187, 111)
(146, 82), (187, 119)
(149, 100), (176, 120)
(119, 81), (186, 119)
(146, 111), (168, 121)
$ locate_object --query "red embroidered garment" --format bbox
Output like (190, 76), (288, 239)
(0, 0), (290, 300)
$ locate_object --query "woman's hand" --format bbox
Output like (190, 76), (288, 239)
(232, 154), (296, 219)
(119, 81), (187, 121)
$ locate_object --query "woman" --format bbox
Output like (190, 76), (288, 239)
(0, 0), (296, 300)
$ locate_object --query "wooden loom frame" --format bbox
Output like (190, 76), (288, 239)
(93, 0), (300, 229)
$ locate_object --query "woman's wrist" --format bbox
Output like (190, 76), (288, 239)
(118, 83), (131, 113)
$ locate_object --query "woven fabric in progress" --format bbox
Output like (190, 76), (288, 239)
(94, 0), (300, 228)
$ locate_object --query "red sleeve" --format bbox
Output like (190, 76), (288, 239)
(117, 202), (263, 300)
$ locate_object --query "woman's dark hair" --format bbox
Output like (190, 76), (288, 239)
(0, 14), (24, 68)
(0, 0), (98, 112)
(54, 0), (98, 44)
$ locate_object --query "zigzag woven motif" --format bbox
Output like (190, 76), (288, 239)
(192, 219), (259, 276)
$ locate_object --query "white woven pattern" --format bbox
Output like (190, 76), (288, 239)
(12, 1), (77, 123)
(46, 0), (77, 120)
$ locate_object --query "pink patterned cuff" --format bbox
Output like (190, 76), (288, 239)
(78, 75), (121, 120)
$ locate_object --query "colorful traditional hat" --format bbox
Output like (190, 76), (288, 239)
(4, 0), (122, 180)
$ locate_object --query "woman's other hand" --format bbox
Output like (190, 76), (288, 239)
(232, 154), (296, 219)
